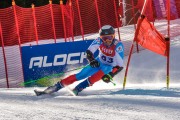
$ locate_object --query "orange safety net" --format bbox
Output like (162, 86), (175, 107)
(62, 3), (74, 40)
(71, 0), (99, 36)
(175, 0), (180, 17)
(0, 7), (18, 46)
(97, 0), (118, 28)
(0, 0), (120, 46)
(16, 5), (36, 44)
(70, 0), (120, 39)
(34, 5), (54, 41)
(52, 4), (64, 39)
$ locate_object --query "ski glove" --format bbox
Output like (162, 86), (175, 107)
(86, 50), (94, 62)
(86, 50), (100, 68)
(102, 72), (113, 83)
(102, 66), (123, 83)
(90, 59), (100, 68)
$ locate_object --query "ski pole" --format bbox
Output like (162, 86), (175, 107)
(103, 74), (116, 86)
(110, 80), (116, 86)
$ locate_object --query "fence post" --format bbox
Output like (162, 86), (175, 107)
(12, 0), (25, 88)
(12, 0), (21, 45)
(94, 0), (101, 29)
(113, 0), (121, 40)
(49, 0), (57, 43)
(60, 0), (67, 42)
(0, 22), (9, 88)
(76, 0), (84, 40)
(69, 0), (74, 41)
(32, 4), (39, 45)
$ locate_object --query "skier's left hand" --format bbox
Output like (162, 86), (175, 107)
(90, 60), (100, 68)
(102, 73), (113, 83)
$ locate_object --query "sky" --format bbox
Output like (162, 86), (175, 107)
(0, 34), (179, 120)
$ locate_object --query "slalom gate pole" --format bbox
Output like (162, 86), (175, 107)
(166, 0), (171, 89)
(20, 65), (87, 86)
(123, 42), (134, 89)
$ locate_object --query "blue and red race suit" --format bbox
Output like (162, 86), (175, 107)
(60, 37), (124, 90)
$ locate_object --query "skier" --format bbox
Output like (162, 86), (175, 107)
(34, 25), (124, 96)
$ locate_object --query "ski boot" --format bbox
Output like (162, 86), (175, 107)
(72, 79), (90, 96)
(34, 82), (63, 96)
(72, 88), (79, 96)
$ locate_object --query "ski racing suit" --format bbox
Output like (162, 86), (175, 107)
(56, 37), (124, 94)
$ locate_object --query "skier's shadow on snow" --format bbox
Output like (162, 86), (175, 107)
(111, 88), (180, 97)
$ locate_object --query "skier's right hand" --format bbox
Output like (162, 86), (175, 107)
(90, 60), (100, 68)
(102, 73), (113, 83)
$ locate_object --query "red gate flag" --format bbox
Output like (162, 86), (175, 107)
(135, 0), (154, 22)
(134, 16), (167, 56)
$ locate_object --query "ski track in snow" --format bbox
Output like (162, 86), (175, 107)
(0, 86), (180, 120)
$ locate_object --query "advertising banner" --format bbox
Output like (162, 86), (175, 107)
(21, 40), (94, 86)
(153, 0), (178, 20)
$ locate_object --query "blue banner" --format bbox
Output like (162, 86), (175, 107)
(21, 40), (94, 85)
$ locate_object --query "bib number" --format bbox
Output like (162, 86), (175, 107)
(101, 55), (113, 63)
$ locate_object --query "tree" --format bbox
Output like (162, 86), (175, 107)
(0, 0), (11, 9)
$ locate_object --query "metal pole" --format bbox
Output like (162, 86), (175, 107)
(0, 22), (9, 88)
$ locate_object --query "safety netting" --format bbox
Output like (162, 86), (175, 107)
(0, 0), (180, 88)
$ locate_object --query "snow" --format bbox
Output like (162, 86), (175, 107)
(0, 35), (180, 120)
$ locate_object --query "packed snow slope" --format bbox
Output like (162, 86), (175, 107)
(0, 37), (180, 120)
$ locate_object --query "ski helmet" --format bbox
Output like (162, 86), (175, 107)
(99, 25), (115, 36)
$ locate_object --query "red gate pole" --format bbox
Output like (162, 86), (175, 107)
(123, 15), (144, 89)
(94, 0), (101, 29)
(0, 22), (9, 88)
(69, 0), (74, 41)
(131, 0), (139, 52)
(123, 0), (148, 89)
(32, 4), (39, 45)
(76, 0), (84, 40)
(60, 0), (67, 42)
(123, 42), (135, 89)
(165, 37), (170, 89)
(113, 0), (121, 40)
(166, 0), (171, 89)
(49, 0), (57, 43)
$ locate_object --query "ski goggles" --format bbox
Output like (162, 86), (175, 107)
(101, 35), (114, 41)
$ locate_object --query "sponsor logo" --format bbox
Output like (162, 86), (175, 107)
(101, 46), (113, 54)
(29, 52), (86, 69)
(116, 46), (123, 53)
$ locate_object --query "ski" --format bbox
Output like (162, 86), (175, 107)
(34, 89), (48, 96)
(65, 86), (78, 96)
(34, 86), (78, 96)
